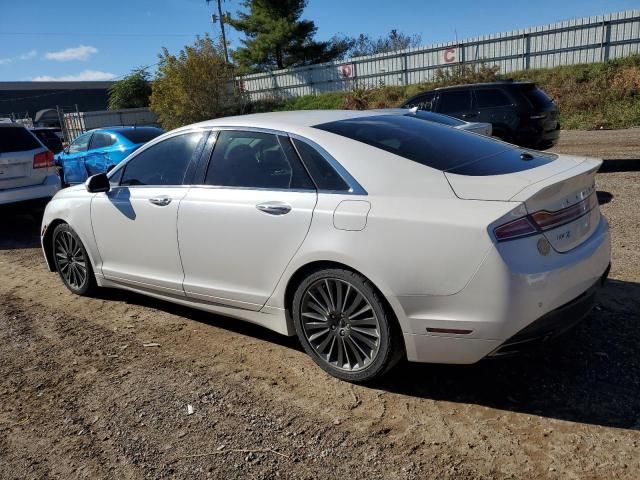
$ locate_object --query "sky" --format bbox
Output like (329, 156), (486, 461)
(0, 0), (638, 82)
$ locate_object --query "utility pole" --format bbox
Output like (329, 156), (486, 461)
(207, 0), (229, 64)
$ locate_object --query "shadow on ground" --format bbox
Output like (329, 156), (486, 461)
(2, 203), (639, 431)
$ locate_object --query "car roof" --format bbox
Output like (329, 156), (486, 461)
(181, 110), (400, 134)
(88, 126), (163, 135)
(433, 81), (533, 92)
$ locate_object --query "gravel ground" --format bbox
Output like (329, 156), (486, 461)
(0, 170), (639, 479)
(551, 128), (640, 159)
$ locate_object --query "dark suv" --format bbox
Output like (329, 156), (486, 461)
(401, 81), (560, 149)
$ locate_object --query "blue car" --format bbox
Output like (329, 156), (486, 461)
(56, 126), (164, 185)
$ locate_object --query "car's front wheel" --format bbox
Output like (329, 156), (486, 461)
(51, 223), (96, 296)
(292, 268), (402, 382)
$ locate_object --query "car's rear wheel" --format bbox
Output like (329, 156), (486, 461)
(292, 268), (402, 382)
(52, 223), (96, 296)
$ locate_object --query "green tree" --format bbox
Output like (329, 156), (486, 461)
(228, 0), (347, 73)
(108, 68), (152, 110)
(331, 30), (423, 60)
(150, 36), (239, 130)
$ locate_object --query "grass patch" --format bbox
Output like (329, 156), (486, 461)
(247, 56), (640, 130)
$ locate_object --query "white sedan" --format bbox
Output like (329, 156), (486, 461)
(41, 110), (611, 382)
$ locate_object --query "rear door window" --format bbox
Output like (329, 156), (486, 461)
(205, 130), (314, 190)
(436, 91), (472, 114)
(0, 126), (41, 153)
(89, 133), (115, 150)
(475, 89), (512, 108)
(519, 84), (554, 110)
(314, 115), (555, 176)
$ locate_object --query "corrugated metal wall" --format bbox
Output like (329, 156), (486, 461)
(238, 10), (640, 100)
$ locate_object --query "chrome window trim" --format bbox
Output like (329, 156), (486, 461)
(288, 133), (367, 196)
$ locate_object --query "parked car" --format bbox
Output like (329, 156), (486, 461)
(41, 110), (610, 382)
(379, 108), (492, 136)
(55, 126), (164, 185)
(30, 127), (64, 154)
(401, 81), (560, 149)
(0, 123), (60, 207)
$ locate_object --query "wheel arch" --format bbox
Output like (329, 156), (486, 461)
(283, 260), (405, 349)
(42, 218), (68, 272)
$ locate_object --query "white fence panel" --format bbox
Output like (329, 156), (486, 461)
(238, 10), (640, 101)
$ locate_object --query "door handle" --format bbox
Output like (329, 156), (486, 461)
(256, 202), (292, 215)
(149, 196), (172, 206)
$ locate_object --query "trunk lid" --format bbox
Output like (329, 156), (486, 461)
(445, 154), (602, 252)
(0, 125), (50, 190)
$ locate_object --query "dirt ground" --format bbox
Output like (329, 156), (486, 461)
(551, 128), (640, 159)
(1, 170), (639, 478)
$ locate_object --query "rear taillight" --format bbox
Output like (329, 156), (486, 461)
(494, 194), (597, 242)
(494, 217), (537, 241)
(33, 150), (55, 169)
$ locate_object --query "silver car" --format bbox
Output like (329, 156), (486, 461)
(0, 123), (60, 206)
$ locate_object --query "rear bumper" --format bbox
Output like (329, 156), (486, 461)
(487, 264), (609, 357)
(0, 173), (60, 206)
(395, 216), (611, 364)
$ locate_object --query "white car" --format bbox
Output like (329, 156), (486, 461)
(0, 123), (60, 206)
(384, 107), (493, 136)
(41, 110), (611, 382)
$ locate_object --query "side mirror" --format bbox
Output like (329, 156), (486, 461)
(85, 173), (110, 193)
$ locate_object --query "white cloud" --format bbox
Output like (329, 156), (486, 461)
(0, 50), (38, 66)
(19, 50), (38, 60)
(45, 45), (98, 61)
(32, 70), (116, 81)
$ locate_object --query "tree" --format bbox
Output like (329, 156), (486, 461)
(108, 68), (152, 110)
(331, 30), (423, 59)
(150, 36), (238, 130)
(228, 0), (348, 73)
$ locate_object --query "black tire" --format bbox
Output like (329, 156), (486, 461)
(51, 223), (96, 296)
(292, 268), (402, 382)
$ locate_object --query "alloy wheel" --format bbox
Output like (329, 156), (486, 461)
(300, 278), (381, 372)
(54, 230), (88, 290)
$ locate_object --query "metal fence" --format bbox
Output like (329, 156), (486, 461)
(238, 10), (640, 101)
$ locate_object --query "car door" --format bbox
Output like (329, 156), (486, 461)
(61, 133), (92, 184)
(434, 90), (477, 121)
(91, 130), (207, 294)
(178, 129), (317, 310)
(85, 132), (116, 176)
(473, 88), (514, 135)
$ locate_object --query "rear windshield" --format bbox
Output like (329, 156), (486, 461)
(314, 115), (555, 176)
(405, 110), (464, 127)
(0, 126), (41, 153)
(519, 84), (553, 110)
(32, 129), (60, 141)
(117, 128), (163, 144)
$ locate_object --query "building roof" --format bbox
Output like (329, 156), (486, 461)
(0, 81), (114, 91)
